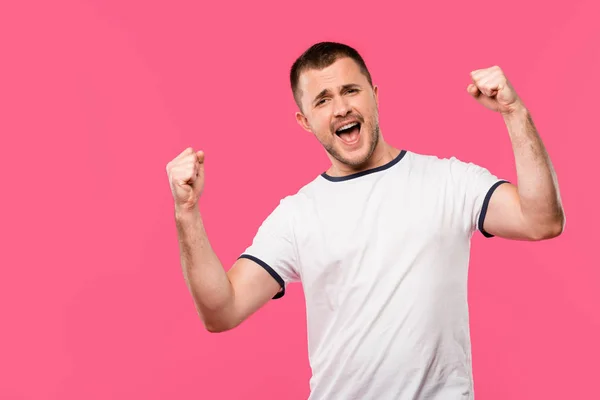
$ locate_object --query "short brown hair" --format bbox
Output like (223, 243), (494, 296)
(290, 42), (374, 110)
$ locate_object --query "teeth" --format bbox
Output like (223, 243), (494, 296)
(337, 122), (358, 131)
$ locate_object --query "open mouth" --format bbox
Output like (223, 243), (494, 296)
(335, 121), (361, 144)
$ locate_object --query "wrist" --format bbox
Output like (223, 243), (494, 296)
(502, 101), (529, 121)
(175, 203), (200, 220)
(502, 102), (537, 144)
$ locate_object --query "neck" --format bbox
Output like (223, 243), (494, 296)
(327, 139), (401, 177)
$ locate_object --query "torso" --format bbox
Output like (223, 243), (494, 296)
(290, 150), (476, 399)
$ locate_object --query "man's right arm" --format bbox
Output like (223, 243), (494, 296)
(175, 207), (281, 332)
(166, 147), (282, 333)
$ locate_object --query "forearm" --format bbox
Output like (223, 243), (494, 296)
(503, 106), (564, 232)
(175, 206), (235, 331)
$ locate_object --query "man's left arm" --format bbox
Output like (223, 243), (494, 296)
(468, 66), (565, 241)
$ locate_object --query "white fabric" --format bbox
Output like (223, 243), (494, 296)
(241, 150), (507, 400)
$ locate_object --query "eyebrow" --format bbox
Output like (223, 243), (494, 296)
(312, 84), (361, 106)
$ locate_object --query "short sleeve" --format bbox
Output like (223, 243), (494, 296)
(448, 157), (510, 238)
(238, 196), (301, 299)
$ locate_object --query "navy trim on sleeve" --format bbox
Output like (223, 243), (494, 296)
(478, 180), (510, 238)
(238, 254), (285, 299)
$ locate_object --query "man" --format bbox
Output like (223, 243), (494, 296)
(166, 42), (564, 399)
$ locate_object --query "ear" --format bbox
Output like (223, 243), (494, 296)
(373, 85), (379, 106)
(295, 111), (313, 133)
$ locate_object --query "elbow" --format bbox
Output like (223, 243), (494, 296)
(193, 298), (237, 333)
(201, 314), (237, 333)
(529, 212), (565, 241)
(551, 215), (566, 238)
(205, 323), (231, 333)
(534, 223), (563, 241)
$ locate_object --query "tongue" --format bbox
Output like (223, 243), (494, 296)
(338, 126), (360, 143)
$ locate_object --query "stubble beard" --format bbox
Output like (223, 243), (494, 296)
(324, 118), (381, 169)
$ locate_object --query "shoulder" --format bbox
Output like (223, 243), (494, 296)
(402, 150), (468, 175)
(267, 178), (319, 220)
(409, 150), (489, 170)
(401, 151), (496, 191)
(405, 150), (468, 166)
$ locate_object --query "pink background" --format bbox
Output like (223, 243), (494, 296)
(1, 0), (598, 398)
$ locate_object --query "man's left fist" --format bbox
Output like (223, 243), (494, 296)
(467, 66), (523, 115)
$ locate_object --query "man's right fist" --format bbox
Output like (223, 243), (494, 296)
(166, 147), (205, 210)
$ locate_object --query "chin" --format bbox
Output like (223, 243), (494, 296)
(343, 149), (372, 166)
(333, 143), (375, 168)
(345, 137), (379, 167)
(323, 122), (380, 169)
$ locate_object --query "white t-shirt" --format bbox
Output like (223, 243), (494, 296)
(240, 150), (508, 400)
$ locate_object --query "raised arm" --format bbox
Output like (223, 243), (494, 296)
(467, 66), (565, 241)
(167, 148), (281, 333)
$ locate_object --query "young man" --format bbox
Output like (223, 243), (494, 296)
(166, 42), (564, 399)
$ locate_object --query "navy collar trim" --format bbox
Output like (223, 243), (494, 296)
(320, 150), (407, 182)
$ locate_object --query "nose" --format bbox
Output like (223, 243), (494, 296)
(332, 95), (351, 117)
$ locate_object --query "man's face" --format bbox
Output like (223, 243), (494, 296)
(295, 57), (380, 169)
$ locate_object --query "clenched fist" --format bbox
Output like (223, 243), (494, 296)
(166, 147), (205, 211)
(467, 66), (523, 115)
